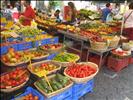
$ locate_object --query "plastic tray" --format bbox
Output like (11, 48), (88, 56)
(12, 87), (44, 100)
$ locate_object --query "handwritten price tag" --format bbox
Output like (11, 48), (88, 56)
(9, 32), (19, 38)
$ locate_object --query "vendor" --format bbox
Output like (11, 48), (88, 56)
(123, 2), (133, 40)
(19, 1), (35, 26)
(102, 3), (111, 22)
(54, 9), (61, 23)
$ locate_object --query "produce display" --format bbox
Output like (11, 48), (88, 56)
(15, 93), (39, 100)
(1, 48), (30, 66)
(64, 62), (99, 83)
(16, 26), (43, 37)
(65, 63), (96, 78)
(34, 73), (73, 97)
(0, 68), (29, 89)
(41, 43), (64, 51)
(28, 61), (60, 75)
(76, 9), (101, 20)
(24, 48), (49, 60)
(111, 48), (131, 58)
(53, 52), (79, 63)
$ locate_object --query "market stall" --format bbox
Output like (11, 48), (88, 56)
(1, 1), (133, 100)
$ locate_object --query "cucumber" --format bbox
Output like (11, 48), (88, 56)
(53, 79), (63, 89)
(36, 82), (48, 93)
(41, 78), (53, 91)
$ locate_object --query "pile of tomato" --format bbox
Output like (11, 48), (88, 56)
(65, 63), (96, 78)
(0, 68), (28, 89)
(18, 93), (39, 100)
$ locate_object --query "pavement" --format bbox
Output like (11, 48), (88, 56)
(81, 64), (133, 100)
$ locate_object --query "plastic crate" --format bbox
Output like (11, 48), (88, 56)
(128, 57), (133, 64)
(72, 79), (94, 100)
(47, 37), (59, 44)
(0, 46), (8, 55)
(44, 87), (72, 100)
(18, 41), (33, 51)
(47, 53), (58, 60)
(8, 43), (19, 51)
(107, 56), (129, 72)
(12, 87), (44, 100)
(72, 79), (94, 94)
(41, 39), (47, 45)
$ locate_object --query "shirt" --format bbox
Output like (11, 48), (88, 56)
(124, 10), (133, 28)
(102, 7), (111, 22)
(22, 6), (35, 26)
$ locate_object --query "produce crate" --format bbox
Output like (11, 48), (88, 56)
(8, 43), (19, 51)
(41, 39), (47, 45)
(47, 53), (58, 60)
(72, 79), (94, 100)
(44, 87), (72, 100)
(128, 56), (133, 64)
(0, 46), (8, 55)
(18, 41), (33, 51)
(47, 37), (59, 44)
(107, 56), (129, 72)
(12, 87), (44, 100)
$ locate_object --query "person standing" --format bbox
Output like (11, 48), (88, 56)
(102, 3), (111, 22)
(123, 2), (133, 40)
(19, 0), (35, 26)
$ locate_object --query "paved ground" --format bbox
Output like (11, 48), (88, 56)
(81, 64), (133, 100)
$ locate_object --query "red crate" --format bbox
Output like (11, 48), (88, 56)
(107, 56), (129, 72)
(128, 57), (133, 64)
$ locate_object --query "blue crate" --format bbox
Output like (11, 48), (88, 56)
(12, 87), (44, 100)
(72, 79), (94, 94)
(46, 37), (59, 44)
(8, 44), (19, 51)
(18, 41), (32, 51)
(41, 39), (47, 45)
(47, 53), (58, 60)
(44, 87), (72, 100)
(32, 41), (40, 48)
(72, 79), (94, 100)
(0, 46), (8, 55)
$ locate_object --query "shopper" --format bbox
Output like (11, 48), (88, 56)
(68, 2), (77, 23)
(123, 2), (133, 40)
(19, 0), (35, 26)
(63, 2), (77, 24)
(102, 3), (111, 22)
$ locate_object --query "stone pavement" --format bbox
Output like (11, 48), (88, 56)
(81, 64), (133, 100)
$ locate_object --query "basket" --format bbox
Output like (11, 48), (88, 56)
(34, 74), (73, 98)
(42, 44), (65, 54)
(1, 77), (29, 93)
(108, 36), (120, 48)
(64, 62), (99, 83)
(52, 53), (80, 67)
(27, 60), (61, 76)
(1, 58), (30, 67)
(1, 69), (30, 93)
(90, 40), (109, 51)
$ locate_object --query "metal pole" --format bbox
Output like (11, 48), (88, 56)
(120, 0), (127, 35)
